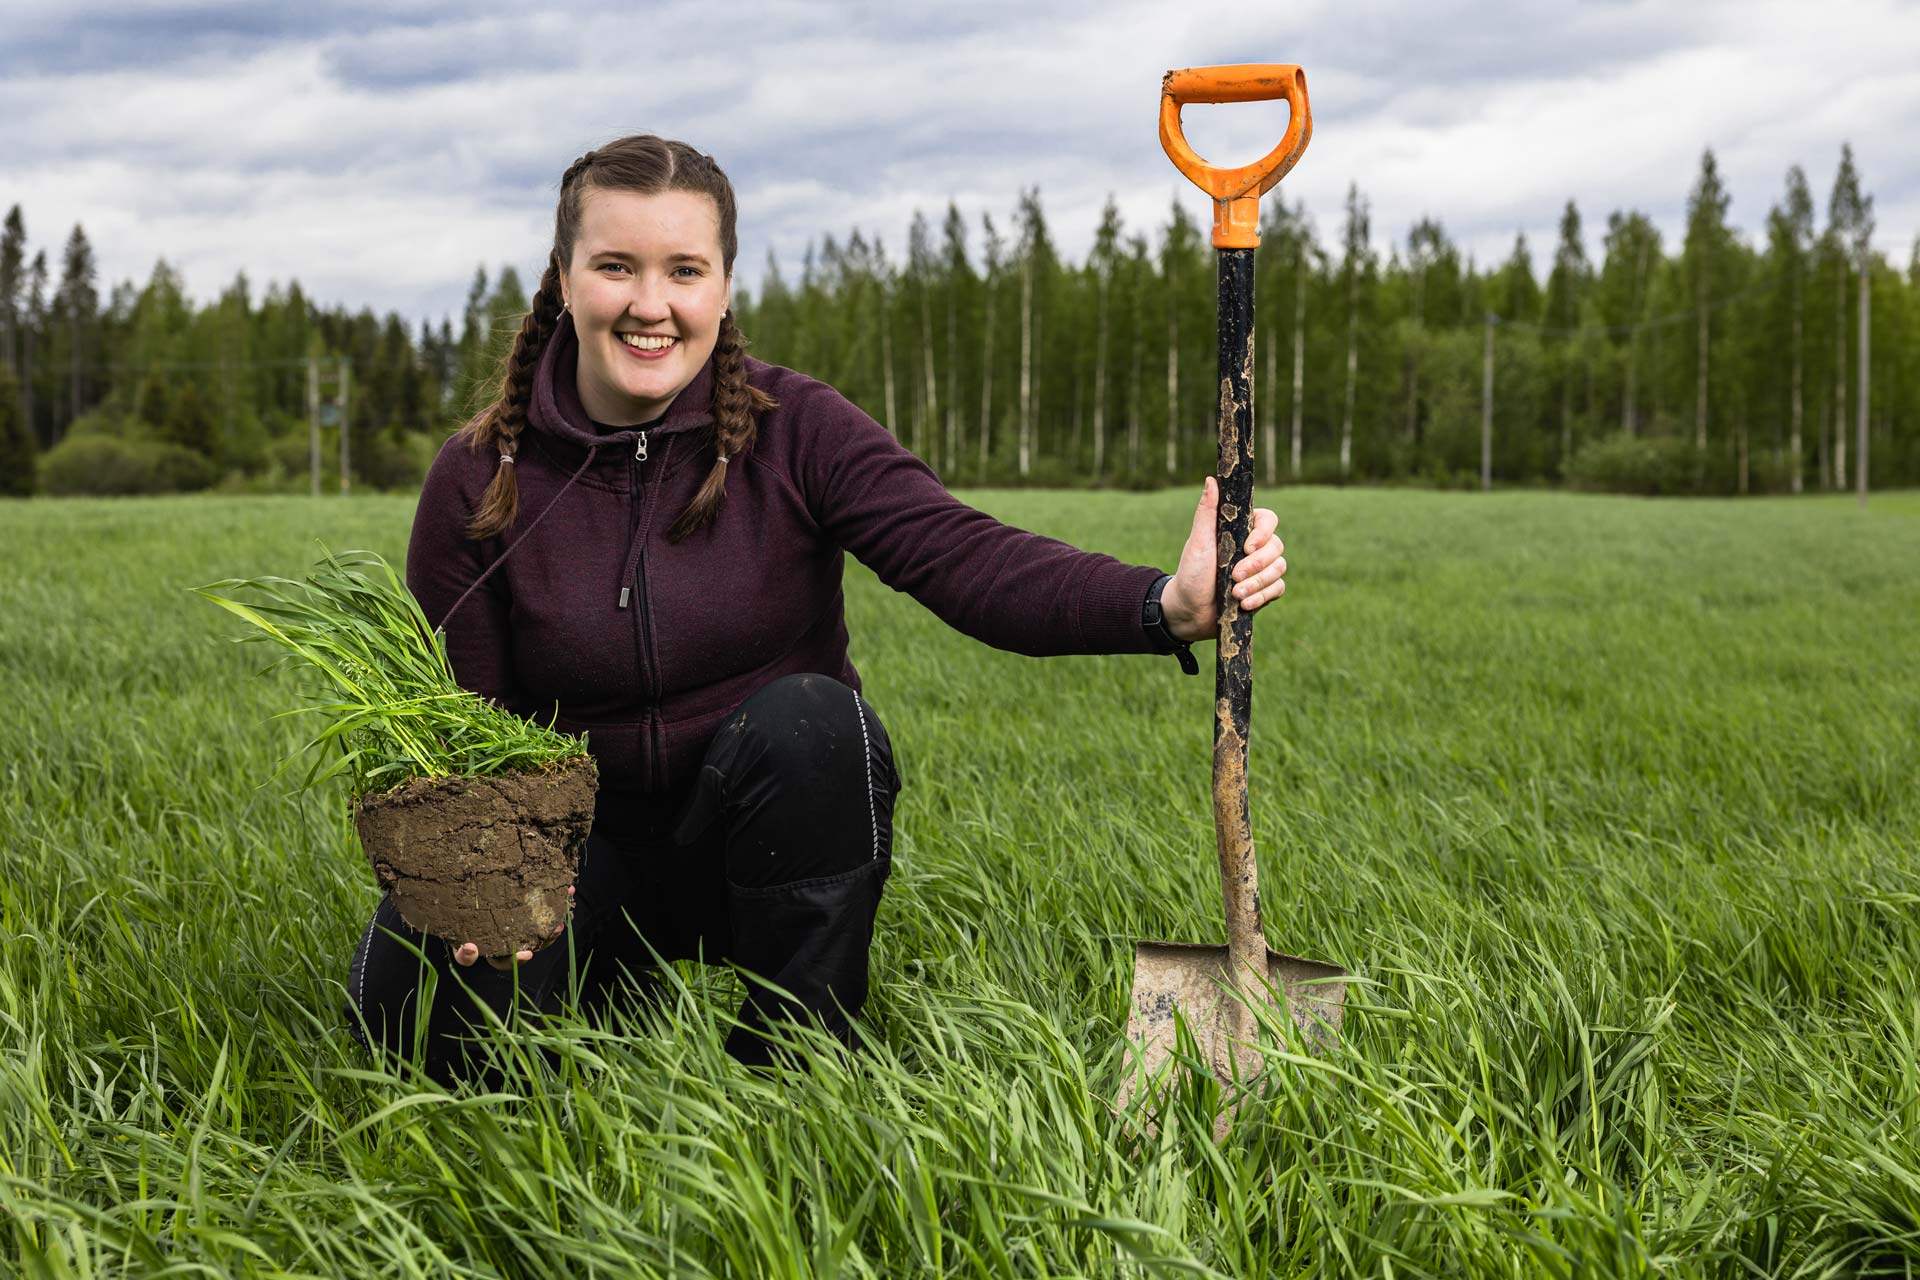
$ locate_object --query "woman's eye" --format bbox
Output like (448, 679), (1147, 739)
(599, 262), (628, 275)
(673, 266), (701, 278)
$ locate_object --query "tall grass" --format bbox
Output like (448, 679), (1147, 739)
(2, 488), (1917, 1276)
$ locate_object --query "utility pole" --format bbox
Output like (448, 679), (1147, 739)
(1480, 313), (1495, 492)
(1857, 260), (1870, 508)
(307, 356), (319, 497)
(338, 358), (352, 495)
(307, 354), (351, 495)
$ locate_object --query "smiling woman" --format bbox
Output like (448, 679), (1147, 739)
(346, 133), (1292, 1086)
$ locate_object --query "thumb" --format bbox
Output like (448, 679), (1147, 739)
(1188, 475), (1218, 548)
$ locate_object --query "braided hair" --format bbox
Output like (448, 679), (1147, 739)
(457, 137), (776, 542)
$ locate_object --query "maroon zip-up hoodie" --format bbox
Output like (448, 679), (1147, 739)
(407, 313), (1167, 834)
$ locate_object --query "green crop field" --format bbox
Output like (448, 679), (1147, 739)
(3, 487), (1918, 1277)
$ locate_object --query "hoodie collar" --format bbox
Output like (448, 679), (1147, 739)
(528, 312), (717, 460)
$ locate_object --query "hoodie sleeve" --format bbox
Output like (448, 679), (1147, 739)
(791, 381), (1164, 657)
(406, 435), (530, 716)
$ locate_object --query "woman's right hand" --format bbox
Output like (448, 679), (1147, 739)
(453, 885), (574, 969)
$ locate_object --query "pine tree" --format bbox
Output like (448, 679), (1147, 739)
(1683, 149), (1733, 454)
(1013, 188), (1054, 478)
(1404, 217), (1449, 449)
(1340, 183), (1373, 477)
(940, 203), (972, 477)
(907, 210), (939, 469)
(1161, 199), (1202, 478)
(977, 213), (1001, 479)
(1543, 200), (1590, 468)
(1767, 168), (1815, 492)
(1598, 213), (1659, 435)
(1090, 196), (1123, 481)
(1823, 144), (1872, 490)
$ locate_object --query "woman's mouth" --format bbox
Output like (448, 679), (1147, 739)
(619, 332), (677, 359)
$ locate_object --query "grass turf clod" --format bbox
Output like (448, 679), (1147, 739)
(355, 756), (597, 954)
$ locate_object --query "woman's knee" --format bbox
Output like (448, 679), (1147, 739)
(731, 674), (898, 785)
(683, 674), (902, 886)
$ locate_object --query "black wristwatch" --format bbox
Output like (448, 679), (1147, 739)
(1143, 574), (1199, 675)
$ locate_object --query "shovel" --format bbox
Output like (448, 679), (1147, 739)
(1120, 64), (1347, 1117)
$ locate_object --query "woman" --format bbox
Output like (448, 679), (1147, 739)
(347, 134), (1289, 1081)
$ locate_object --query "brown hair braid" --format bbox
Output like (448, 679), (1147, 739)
(454, 136), (777, 542)
(458, 254), (565, 539)
(666, 310), (777, 541)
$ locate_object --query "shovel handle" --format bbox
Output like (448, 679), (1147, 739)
(1212, 246), (1264, 1022)
(1160, 64), (1312, 248)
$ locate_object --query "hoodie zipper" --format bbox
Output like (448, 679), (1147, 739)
(615, 431), (649, 611)
(629, 431), (657, 708)
(618, 430), (665, 789)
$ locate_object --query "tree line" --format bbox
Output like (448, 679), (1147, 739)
(1, 143), (1913, 498)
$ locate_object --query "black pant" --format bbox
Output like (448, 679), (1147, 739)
(345, 673), (900, 1082)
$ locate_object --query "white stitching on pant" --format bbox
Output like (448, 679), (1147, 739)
(854, 690), (878, 862)
(353, 910), (378, 1016)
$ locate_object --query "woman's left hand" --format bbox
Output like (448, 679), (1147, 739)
(1159, 476), (1286, 644)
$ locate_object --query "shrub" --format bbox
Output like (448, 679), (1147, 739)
(39, 434), (216, 496)
(65, 406), (148, 441)
(354, 430), (437, 491)
(1565, 433), (1715, 496)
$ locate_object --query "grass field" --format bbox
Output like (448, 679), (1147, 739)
(3, 486), (1918, 1277)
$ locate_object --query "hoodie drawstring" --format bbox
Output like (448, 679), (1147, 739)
(436, 444), (601, 636)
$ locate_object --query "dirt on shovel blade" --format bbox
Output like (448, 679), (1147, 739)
(354, 757), (598, 956)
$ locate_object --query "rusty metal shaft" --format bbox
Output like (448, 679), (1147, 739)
(1213, 246), (1261, 1042)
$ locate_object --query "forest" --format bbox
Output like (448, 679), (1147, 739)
(1, 144), (1912, 498)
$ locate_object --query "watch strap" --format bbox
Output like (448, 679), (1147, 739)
(1143, 574), (1200, 676)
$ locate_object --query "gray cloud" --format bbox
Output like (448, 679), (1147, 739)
(2, 0), (1914, 330)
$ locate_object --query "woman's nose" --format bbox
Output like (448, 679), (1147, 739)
(624, 274), (671, 322)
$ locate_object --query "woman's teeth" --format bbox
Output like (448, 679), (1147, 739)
(620, 333), (675, 351)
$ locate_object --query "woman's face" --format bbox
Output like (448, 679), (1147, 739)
(561, 187), (731, 426)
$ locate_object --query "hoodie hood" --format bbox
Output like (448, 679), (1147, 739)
(528, 312), (717, 459)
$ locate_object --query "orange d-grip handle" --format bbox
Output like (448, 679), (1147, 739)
(1159, 64), (1311, 249)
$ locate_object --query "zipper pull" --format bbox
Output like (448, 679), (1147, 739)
(634, 430), (648, 462)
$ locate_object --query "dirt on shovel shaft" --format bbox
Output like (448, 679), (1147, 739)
(354, 758), (598, 956)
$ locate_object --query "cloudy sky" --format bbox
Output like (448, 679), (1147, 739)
(4, 0), (1916, 329)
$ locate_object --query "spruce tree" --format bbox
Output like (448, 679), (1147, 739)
(58, 220), (98, 426)
(167, 381), (217, 456)
(0, 206), (23, 378)
(0, 363), (34, 496)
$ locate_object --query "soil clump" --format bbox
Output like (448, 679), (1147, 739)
(354, 758), (598, 955)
